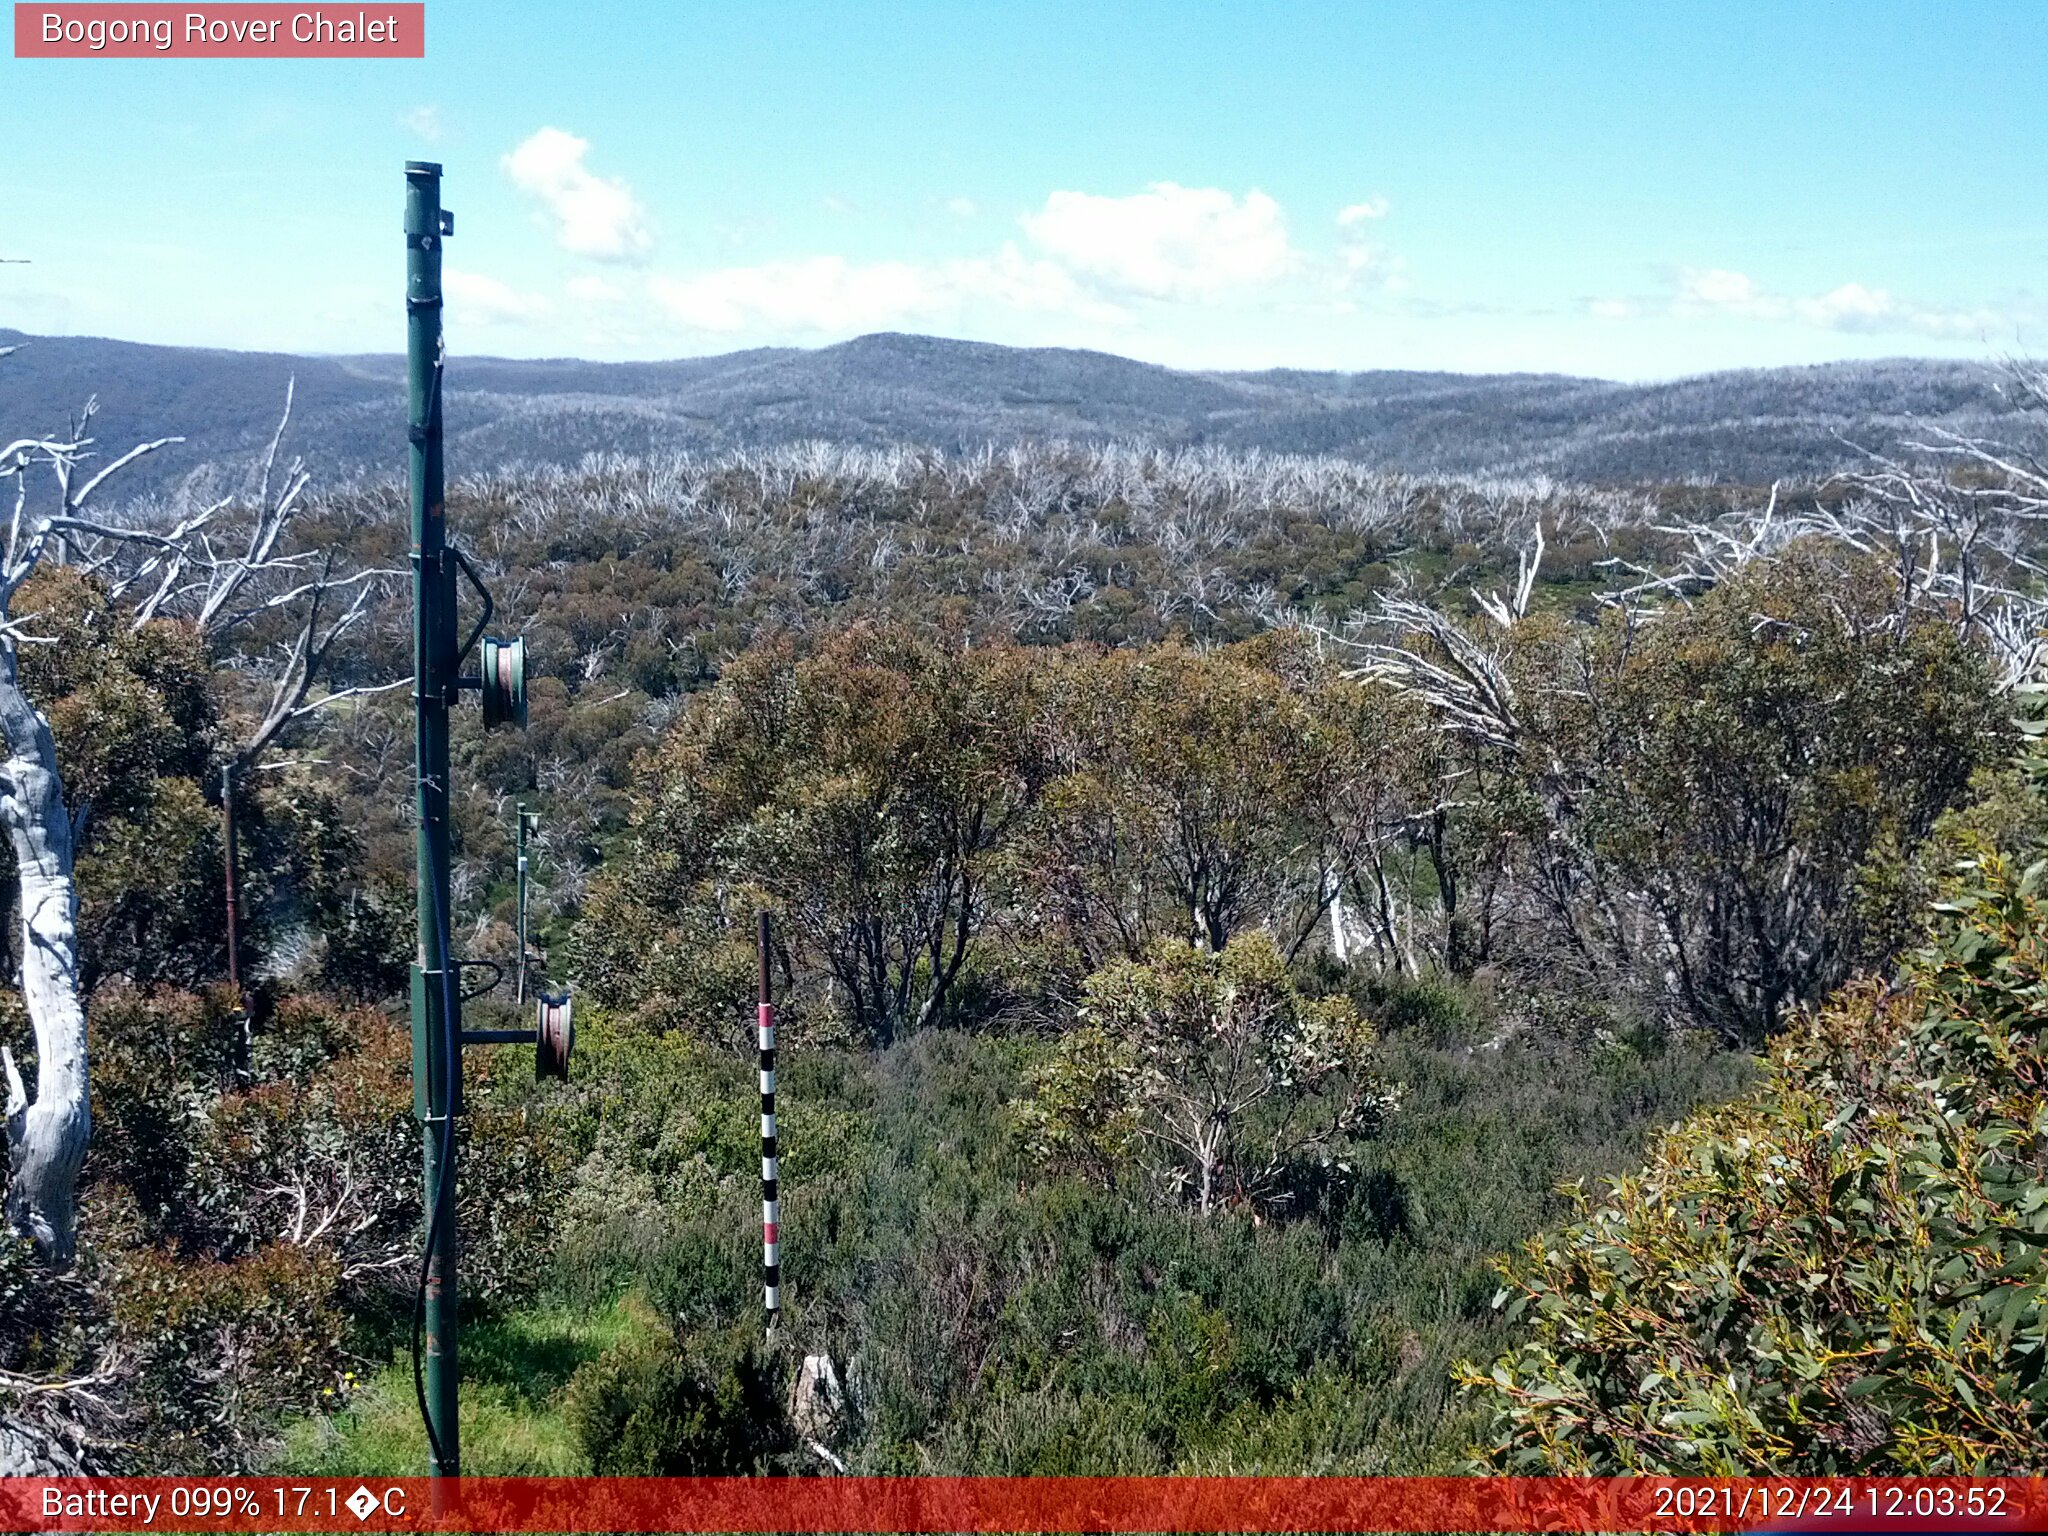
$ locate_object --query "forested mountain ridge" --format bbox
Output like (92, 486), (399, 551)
(0, 326), (2024, 489)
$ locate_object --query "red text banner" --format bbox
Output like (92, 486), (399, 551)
(14, 4), (424, 57)
(3, 1477), (2044, 1533)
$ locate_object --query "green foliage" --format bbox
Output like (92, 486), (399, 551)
(5, 566), (362, 994)
(581, 553), (1995, 1061)
(313, 876), (414, 1004)
(0, 1229), (99, 1383)
(278, 1299), (650, 1475)
(1356, 973), (1474, 1046)
(12, 984), (573, 1468)
(1459, 546), (2004, 1042)
(1577, 547), (2002, 1041)
(1021, 934), (1391, 1214)
(19, 568), (216, 812)
(522, 1016), (1744, 1476)
(577, 632), (1430, 1044)
(1462, 830), (2048, 1470)
(1013, 1024), (1143, 1185)
(90, 986), (421, 1266)
(562, 1311), (788, 1474)
(541, 1017), (871, 1321)
(575, 623), (1046, 1046)
(1022, 642), (1364, 970)
(16, 432), (2022, 1479)
(109, 1241), (349, 1467)
(16, 565), (217, 990)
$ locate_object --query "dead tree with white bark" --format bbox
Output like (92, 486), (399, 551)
(0, 395), (176, 1264)
(66, 383), (407, 768)
(1307, 373), (2047, 1036)
(1595, 365), (2048, 688)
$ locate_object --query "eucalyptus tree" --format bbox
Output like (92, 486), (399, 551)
(1020, 931), (1391, 1216)
(1324, 499), (2008, 1042)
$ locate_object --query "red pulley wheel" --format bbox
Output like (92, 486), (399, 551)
(536, 988), (573, 1080)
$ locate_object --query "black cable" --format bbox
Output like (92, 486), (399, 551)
(457, 958), (505, 1003)
(410, 784), (459, 1473)
(408, 347), (460, 1475)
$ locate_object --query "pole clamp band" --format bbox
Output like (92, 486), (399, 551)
(406, 296), (444, 312)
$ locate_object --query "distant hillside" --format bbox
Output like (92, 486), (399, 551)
(0, 327), (2031, 494)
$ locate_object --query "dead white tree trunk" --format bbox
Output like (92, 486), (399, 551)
(0, 379), (397, 1266)
(0, 412), (142, 1268)
(1324, 866), (1350, 964)
(0, 404), (176, 1266)
(0, 638), (86, 1264)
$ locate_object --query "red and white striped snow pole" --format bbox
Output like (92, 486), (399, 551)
(758, 910), (780, 1333)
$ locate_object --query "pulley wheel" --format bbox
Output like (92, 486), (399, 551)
(480, 635), (527, 731)
(536, 988), (573, 1081)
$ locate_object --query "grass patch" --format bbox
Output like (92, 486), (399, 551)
(273, 1297), (655, 1475)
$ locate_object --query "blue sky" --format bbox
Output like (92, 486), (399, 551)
(1, 0), (2043, 378)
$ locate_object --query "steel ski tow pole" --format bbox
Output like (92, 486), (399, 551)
(405, 158), (462, 1481)
(404, 161), (561, 1482)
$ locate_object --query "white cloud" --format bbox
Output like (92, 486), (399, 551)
(478, 175), (1385, 340)
(945, 246), (1128, 325)
(501, 128), (653, 263)
(650, 256), (940, 333)
(1329, 197), (1402, 296)
(1324, 239), (1404, 301)
(1672, 266), (1999, 338)
(645, 244), (1129, 336)
(1333, 245), (1411, 298)
(1677, 267), (1767, 312)
(578, 177), (1422, 343)
(445, 268), (552, 326)
(1795, 282), (1898, 329)
(1020, 182), (1296, 299)
(631, 181), (1427, 339)
(401, 105), (442, 141)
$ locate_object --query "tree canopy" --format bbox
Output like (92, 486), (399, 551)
(1462, 720), (2048, 1473)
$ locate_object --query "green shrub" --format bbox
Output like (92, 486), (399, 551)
(316, 878), (415, 1005)
(562, 1317), (787, 1474)
(1018, 934), (1391, 1215)
(1364, 974), (1474, 1046)
(110, 1241), (349, 1467)
(1460, 838), (2048, 1472)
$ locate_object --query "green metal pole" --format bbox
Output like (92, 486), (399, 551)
(406, 159), (460, 1479)
(515, 803), (529, 1007)
(220, 762), (241, 993)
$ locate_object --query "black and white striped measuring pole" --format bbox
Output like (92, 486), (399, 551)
(758, 911), (780, 1332)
